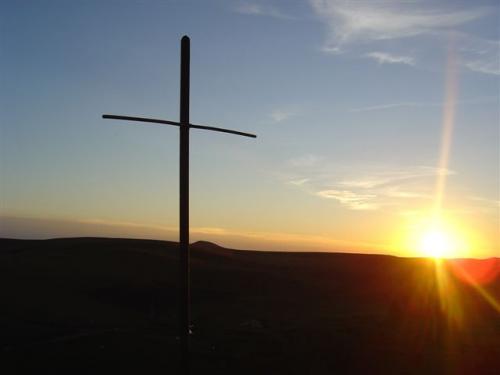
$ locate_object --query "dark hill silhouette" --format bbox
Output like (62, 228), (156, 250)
(191, 240), (235, 259)
(0, 238), (498, 374)
(191, 240), (224, 249)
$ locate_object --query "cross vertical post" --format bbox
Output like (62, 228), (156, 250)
(179, 35), (190, 373)
(102, 35), (256, 375)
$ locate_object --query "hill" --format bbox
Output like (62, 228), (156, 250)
(0, 238), (498, 374)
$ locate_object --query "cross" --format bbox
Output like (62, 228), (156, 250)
(102, 35), (256, 373)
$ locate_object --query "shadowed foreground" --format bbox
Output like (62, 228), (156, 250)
(0, 238), (498, 374)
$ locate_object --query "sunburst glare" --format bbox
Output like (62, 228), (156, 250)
(419, 228), (454, 258)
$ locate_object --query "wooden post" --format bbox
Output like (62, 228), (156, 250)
(179, 35), (190, 374)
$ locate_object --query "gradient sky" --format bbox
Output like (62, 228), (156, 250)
(1, 0), (498, 257)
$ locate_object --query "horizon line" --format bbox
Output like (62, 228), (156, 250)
(1, 236), (498, 261)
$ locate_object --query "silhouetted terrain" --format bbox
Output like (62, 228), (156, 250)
(0, 238), (498, 374)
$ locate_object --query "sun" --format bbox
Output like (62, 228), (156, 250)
(400, 215), (472, 259)
(418, 229), (454, 258)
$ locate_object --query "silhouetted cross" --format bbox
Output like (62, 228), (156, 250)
(102, 35), (256, 374)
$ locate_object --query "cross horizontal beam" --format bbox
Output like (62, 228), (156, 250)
(102, 114), (256, 138)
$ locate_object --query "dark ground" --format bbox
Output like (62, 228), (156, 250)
(0, 238), (498, 374)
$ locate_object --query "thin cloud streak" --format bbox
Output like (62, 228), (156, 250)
(465, 58), (500, 76)
(316, 189), (379, 210)
(350, 102), (429, 112)
(269, 109), (296, 123)
(310, 0), (489, 49)
(350, 95), (498, 112)
(288, 154), (323, 168)
(458, 35), (500, 75)
(235, 2), (294, 20)
(338, 167), (455, 189)
(365, 52), (415, 66)
(285, 162), (455, 211)
(288, 178), (310, 186)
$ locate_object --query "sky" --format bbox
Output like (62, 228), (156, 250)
(1, 0), (498, 258)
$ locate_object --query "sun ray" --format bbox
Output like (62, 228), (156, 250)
(433, 33), (459, 219)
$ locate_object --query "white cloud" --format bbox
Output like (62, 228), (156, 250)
(365, 52), (415, 66)
(350, 95), (498, 112)
(382, 187), (429, 199)
(235, 2), (293, 19)
(339, 167), (455, 189)
(316, 189), (378, 210)
(289, 154), (323, 168)
(321, 45), (342, 54)
(310, 1), (498, 75)
(350, 102), (426, 112)
(270, 109), (295, 123)
(310, 0), (489, 49)
(457, 34), (500, 76)
(284, 162), (455, 211)
(464, 58), (500, 75)
(288, 178), (310, 186)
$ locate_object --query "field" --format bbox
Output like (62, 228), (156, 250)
(1, 238), (499, 374)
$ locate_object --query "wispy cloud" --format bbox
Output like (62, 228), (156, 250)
(365, 51), (415, 66)
(350, 102), (428, 112)
(235, 2), (293, 19)
(310, 1), (498, 75)
(467, 196), (500, 214)
(284, 161), (454, 211)
(382, 187), (429, 199)
(269, 109), (296, 123)
(464, 57), (500, 75)
(316, 189), (378, 210)
(339, 167), (454, 189)
(310, 0), (489, 50)
(288, 154), (323, 168)
(288, 178), (310, 186)
(458, 35), (500, 75)
(350, 95), (498, 113)
(79, 218), (175, 232)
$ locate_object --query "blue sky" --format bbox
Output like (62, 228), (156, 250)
(1, 1), (498, 257)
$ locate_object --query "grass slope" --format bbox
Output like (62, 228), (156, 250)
(0, 238), (498, 374)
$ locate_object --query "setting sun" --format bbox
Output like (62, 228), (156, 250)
(418, 229), (454, 258)
(399, 214), (476, 259)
